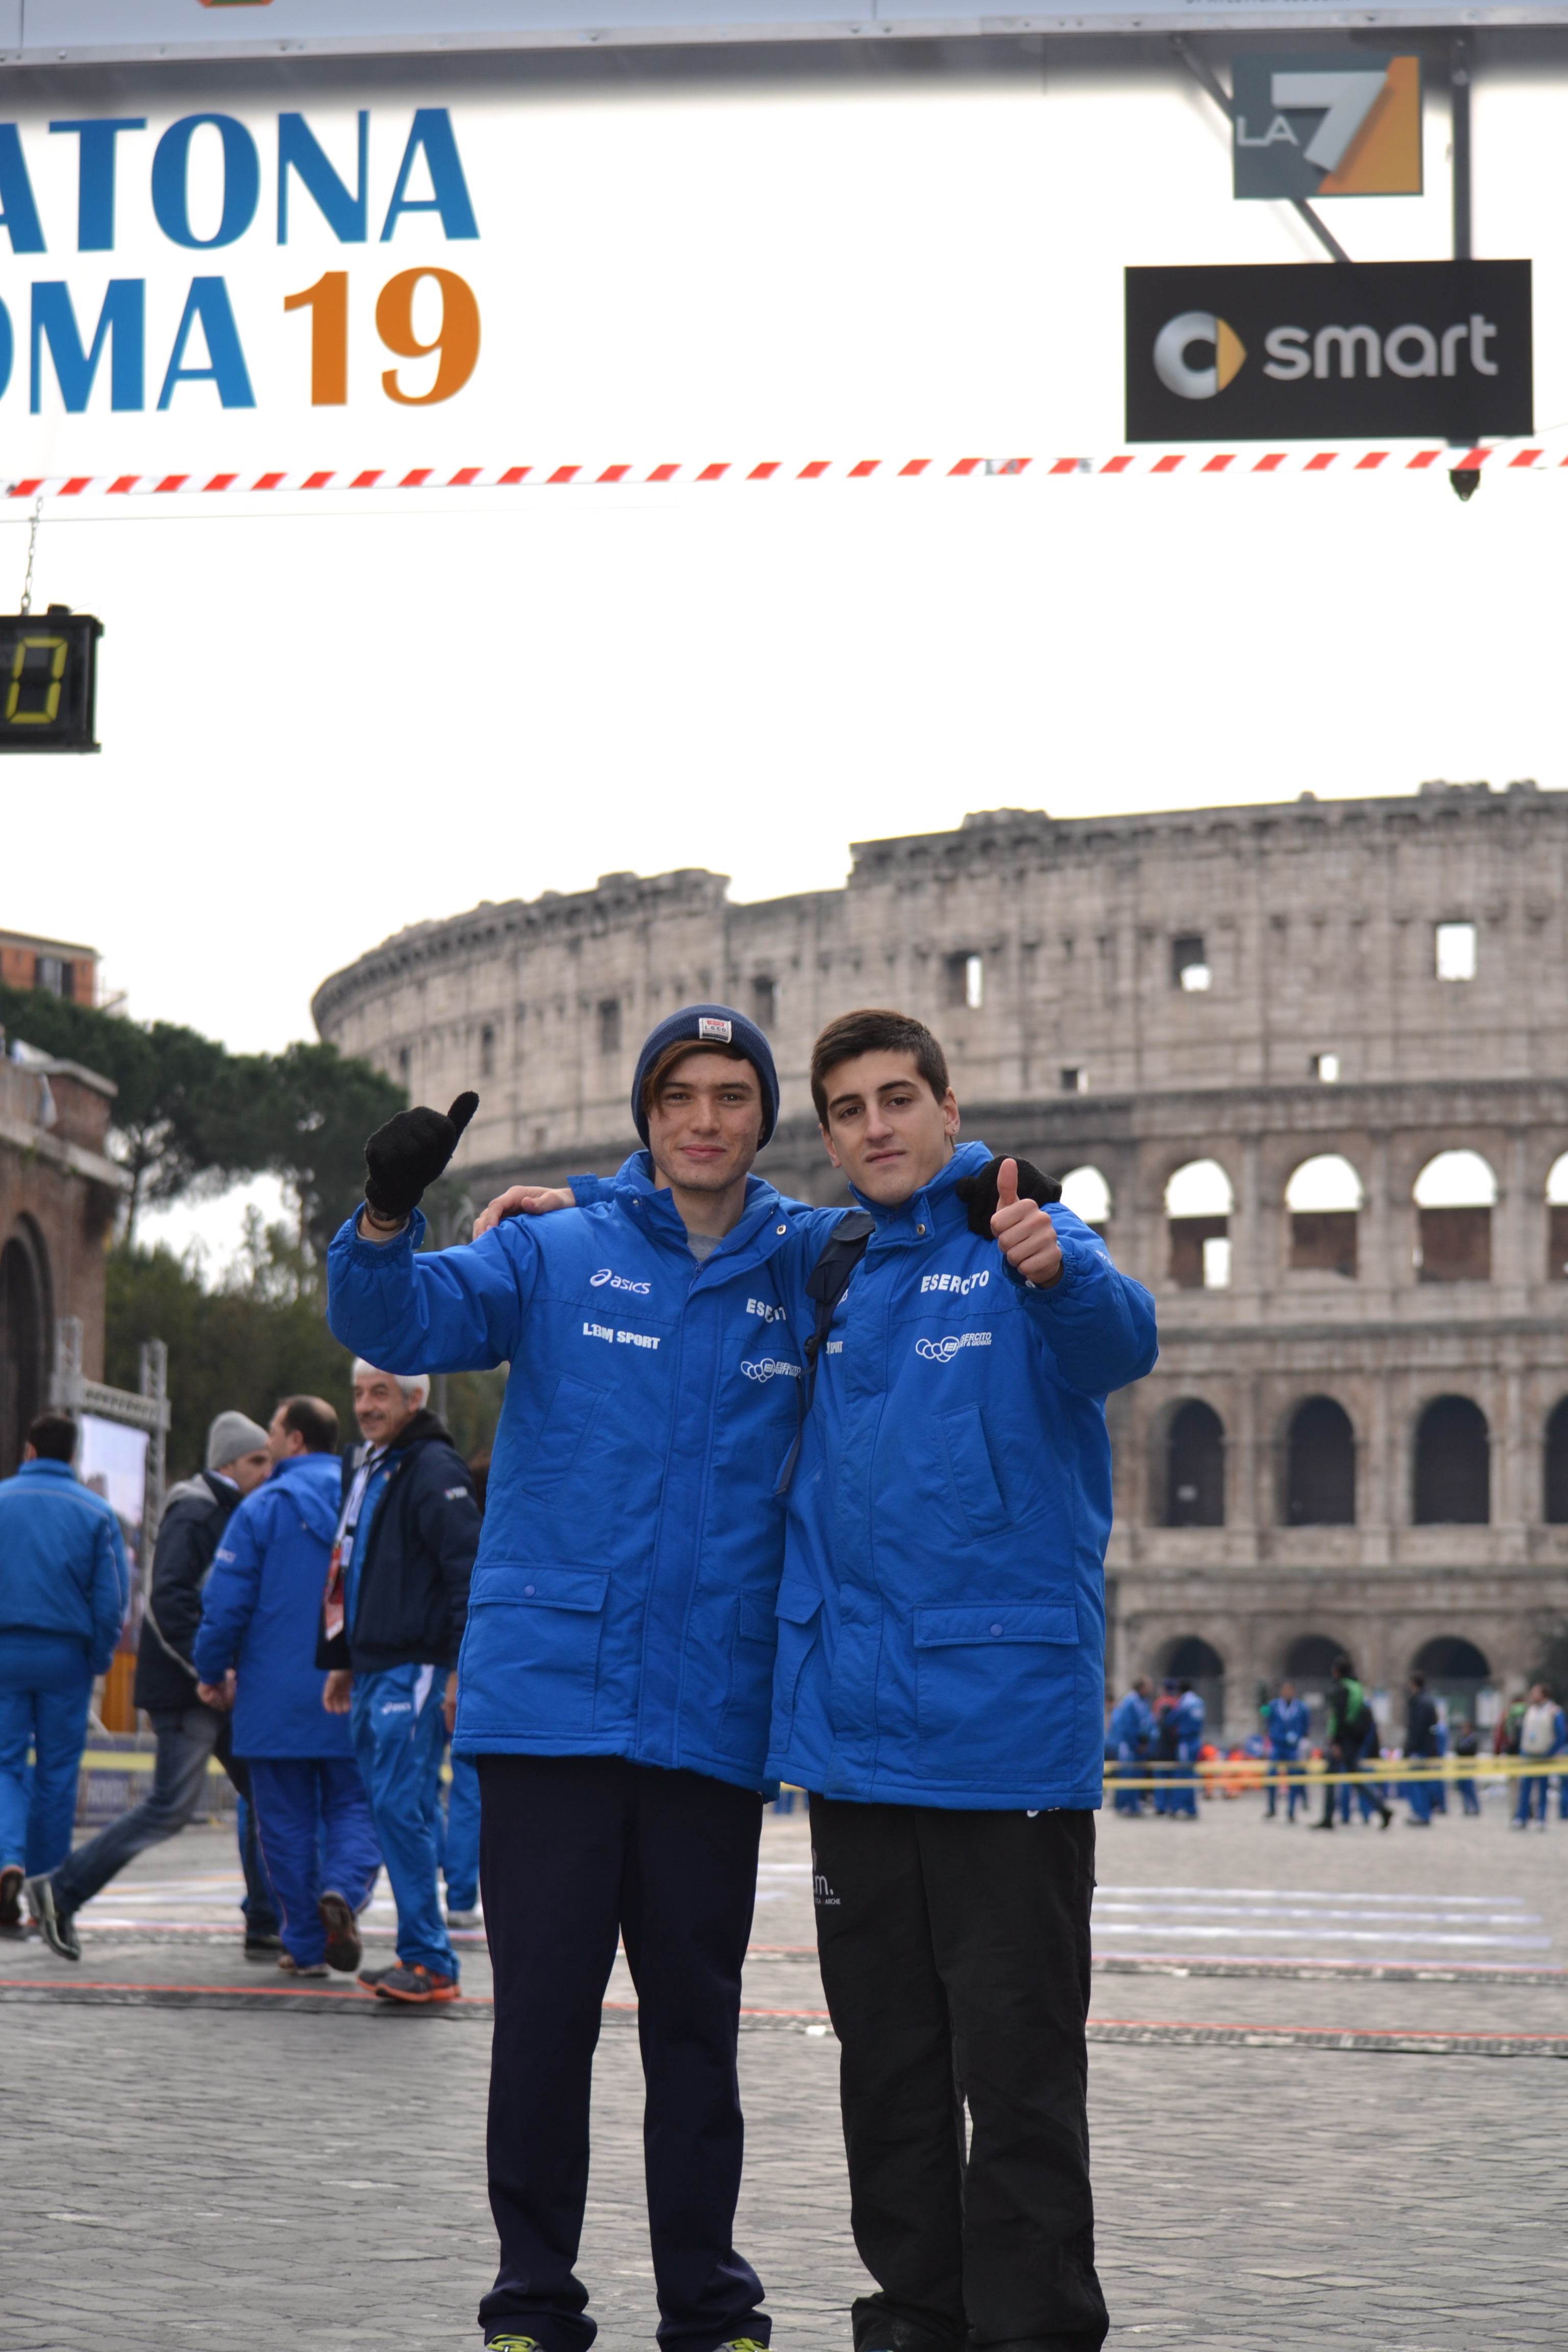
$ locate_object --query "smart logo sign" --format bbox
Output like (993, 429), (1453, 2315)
(1233, 55), (1423, 202)
(1125, 262), (1532, 443)
(0, 99), (485, 463)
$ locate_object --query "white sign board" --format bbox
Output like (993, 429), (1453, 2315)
(79, 1411), (149, 1529)
(7, 0), (1565, 60)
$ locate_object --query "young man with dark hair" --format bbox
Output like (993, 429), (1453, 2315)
(24, 1410), (277, 1962)
(1, 1413), (128, 1944)
(327, 1005), (829, 2352)
(193, 1396), (381, 1977)
(773, 1007), (1158, 2352)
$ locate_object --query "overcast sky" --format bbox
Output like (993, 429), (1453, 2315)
(3, 42), (1563, 1259)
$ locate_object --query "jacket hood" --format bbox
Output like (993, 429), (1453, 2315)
(849, 1136), (992, 1233)
(269, 1450), (343, 1545)
(391, 1405), (454, 1454)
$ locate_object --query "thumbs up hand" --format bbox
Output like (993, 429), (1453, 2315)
(990, 1154), (1064, 1288)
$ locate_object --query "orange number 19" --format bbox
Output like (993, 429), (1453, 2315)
(283, 269), (480, 407)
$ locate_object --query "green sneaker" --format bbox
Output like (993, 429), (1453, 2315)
(485, 2338), (544, 2350)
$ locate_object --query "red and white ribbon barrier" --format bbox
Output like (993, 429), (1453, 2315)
(4, 444), (1563, 498)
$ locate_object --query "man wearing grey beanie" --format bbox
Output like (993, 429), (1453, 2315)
(27, 1409), (278, 1963)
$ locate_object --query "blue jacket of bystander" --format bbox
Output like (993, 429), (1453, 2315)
(0, 1458), (128, 1672)
(193, 1453), (352, 1759)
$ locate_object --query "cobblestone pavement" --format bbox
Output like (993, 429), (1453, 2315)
(3, 1804), (1563, 2350)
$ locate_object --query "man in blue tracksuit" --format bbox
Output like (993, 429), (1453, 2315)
(1263, 1681), (1310, 1820)
(328, 1004), (835, 2352)
(0, 1412), (128, 1940)
(193, 1396), (380, 1977)
(318, 1361), (480, 2003)
(1165, 1680), (1206, 1820)
(766, 1007), (1158, 2352)
(1106, 1679), (1154, 1816)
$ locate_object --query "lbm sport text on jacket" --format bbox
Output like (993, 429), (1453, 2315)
(325, 1158), (840, 1794)
(765, 1138), (1158, 1813)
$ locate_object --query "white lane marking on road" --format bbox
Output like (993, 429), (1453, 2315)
(1095, 1902), (1541, 1926)
(1099, 1885), (1529, 1905)
(1092, 1924), (1551, 1949)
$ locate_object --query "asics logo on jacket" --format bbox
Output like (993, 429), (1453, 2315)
(590, 1267), (652, 1294)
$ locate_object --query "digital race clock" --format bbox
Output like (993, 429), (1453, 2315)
(0, 609), (102, 753)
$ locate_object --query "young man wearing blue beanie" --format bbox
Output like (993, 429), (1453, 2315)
(326, 1006), (828, 2352)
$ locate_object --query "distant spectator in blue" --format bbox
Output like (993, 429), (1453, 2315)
(1107, 1676), (1154, 1816)
(1450, 1718), (1481, 1815)
(1166, 1679), (1205, 1819)
(1512, 1684), (1566, 1830)
(1263, 1680), (1309, 1820)
(1, 1413), (127, 1950)
(29, 1410), (278, 1965)
(1403, 1672), (1442, 1826)
(194, 1396), (381, 1977)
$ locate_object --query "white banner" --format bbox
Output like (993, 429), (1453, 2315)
(10, 0), (1567, 61)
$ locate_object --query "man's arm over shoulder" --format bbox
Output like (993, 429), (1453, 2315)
(409, 1445), (480, 1666)
(327, 1204), (541, 1374)
(1001, 1204), (1157, 1398)
(192, 1492), (268, 1685)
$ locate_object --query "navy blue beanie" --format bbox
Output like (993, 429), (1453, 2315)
(631, 1004), (779, 1148)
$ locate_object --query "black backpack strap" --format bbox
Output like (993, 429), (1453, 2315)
(775, 1209), (875, 1495)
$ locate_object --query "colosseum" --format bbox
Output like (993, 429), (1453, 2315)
(312, 780), (1568, 1739)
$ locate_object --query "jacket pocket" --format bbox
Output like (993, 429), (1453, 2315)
(520, 1378), (606, 1497)
(714, 1593), (781, 1763)
(773, 1582), (823, 1731)
(460, 1565), (610, 1737)
(938, 1406), (1009, 1540)
(913, 1603), (1077, 1784)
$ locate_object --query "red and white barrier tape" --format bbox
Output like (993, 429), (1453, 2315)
(3, 446), (1562, 498)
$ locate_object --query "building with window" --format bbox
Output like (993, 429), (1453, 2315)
(312, 779), (1568, 1729)
(0, 1052), (123, 1477)
(0, 926), (99, 1007)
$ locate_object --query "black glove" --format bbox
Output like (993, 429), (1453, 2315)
(954, 1153), (1062, 1239)
(364, 1093), (478, 1221)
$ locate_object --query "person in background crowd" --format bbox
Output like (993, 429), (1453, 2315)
(1404, 1671), (1441, 1827)
(1, 1413), (128, 1947)
(1150, 1680), (1180, 1815)
(1106, 1677), (1154, 1817)
(1165, 1678), (1206, 1820)
(1428, 1711), (1450, 1816)
(1512, 1682), (1566, 1830)
(320, 1361), (479, 2004)
(26, 1411), (279, 1963)
(1494, 1694), (1526, 1759)
(1263, 1680), (1310, 1820)
(440, 1450), (491, 1930)
(1451, 1718), (1482, 1815)
(193, 1396), (381, 1976)
(1313, 1656), (1392, 1832)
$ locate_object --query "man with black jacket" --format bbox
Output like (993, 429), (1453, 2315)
(30, 1411), (280, 1961)
(321, 1361), (479, 2004)
(1404, 1672), (1441, 1827)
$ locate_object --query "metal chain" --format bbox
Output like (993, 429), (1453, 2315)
(19, 494), (41, 615)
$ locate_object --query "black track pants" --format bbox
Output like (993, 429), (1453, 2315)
(808, 1797), (1109, 2352)
(477, 1753), (768, 2352)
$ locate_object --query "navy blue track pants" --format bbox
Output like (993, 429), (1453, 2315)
(476, 1753), (768, 2352)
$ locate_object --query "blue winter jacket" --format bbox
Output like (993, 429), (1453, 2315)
(1107, 1689), (1154, 1763)
(193, 1453), (352, 1760)
(1171, 1688), (1206, 1762)
(1265, 1696), (1309, 1759)
(766, 1138), (1158, 1811)
(0, 1458), (128, 1673)
(326, 1157), (834, 1794)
